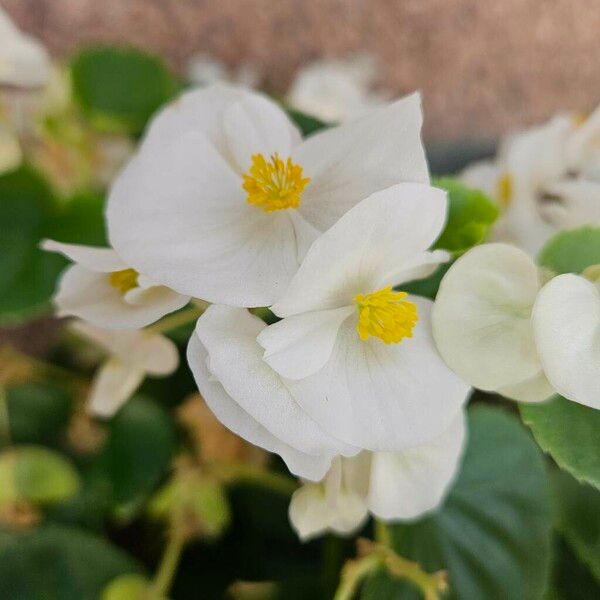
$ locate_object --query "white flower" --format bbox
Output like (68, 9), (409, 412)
(258, 184), (469, 451)
(42, 240), (189, 329)
(71, 321), (179, 417)
(186, 53), (259, 89)
(532, 272), (600, 409)
(107, 83), (429, 307)
(289, 413), (466, 541)
(286, 55), (387, 123)
(187, 304), (355, 483)
(0, 6), (50, 88)
(432, 243), (554, 403)
(462, 111), (600, 255)
(0, 126), (21, 174)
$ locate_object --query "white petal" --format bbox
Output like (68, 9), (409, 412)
(460, 160), (500, 199)
(54, 265), (187, 330)
(88, 359), (145, 418)
(41, 240), (127, 273)
(272, 183), (448, 317)
(71, 321), (179, 375)
(187, 333), (331, 480)
(288, 481), (368, 541)
(287, 298), (470, 451)
(432, 243), (542, 392)
(108, 132), (305, 306)
(193, 305), (355, 457)
(533, 274), (600, 409)
(368, 412), (466, 521)
(497, 370), (555, 404)
(542, 179), (600, 228)
(294, 92), (429, 231)
(257, 306), (355, 380)
(223, 94), (301, 174)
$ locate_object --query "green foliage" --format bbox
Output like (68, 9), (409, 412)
(101, 574), (153, 600)
(552, 470), (600, 584)
(70, 46), (180, 135)
(0, 524), (142, 599)
(538, 226), (600, 274)
(402, 262), (452, 300)
(0, 166), (66, 324)
(89, 396), (176, 515)
(0, 446), (80, 506)
(433, 177), (498, 255)
(521, 397), (600, 491)
(286, 107), (328, 136)
(360, 407), (552, 600)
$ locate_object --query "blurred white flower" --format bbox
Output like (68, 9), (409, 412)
(432, 243), (554, 403)
(107, 84), (429, 307)
(289, 413), (466, 541)
(186, 53), (259, 89)
(462, 109), (600, 255)
(286, 55), (387, 123)
(42, 240), (190, 329)
(0, 6), (50, 88)
(532, 272), (600, 409)
(259, 185), (468, 451)
(71, 321), (179, 417)
(0, 126), (21, 174)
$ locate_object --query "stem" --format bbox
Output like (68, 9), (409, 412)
(333, 553), (381, 600)
(147, 304), (206, 334)
(0, 386), (11, 448)
(151, 526), (186, 598)
(374, 519), (391, 547)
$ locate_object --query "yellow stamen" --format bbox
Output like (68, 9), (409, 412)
(497, 173), (512, 208)
(572, 112), (587, 127)
(243, 153), (310, 212)
(109, 268), (138, 294)
(354, 287), (418, 344)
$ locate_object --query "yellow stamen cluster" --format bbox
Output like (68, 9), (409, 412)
(354, 287), (418, 344)
(497, 173), (513, 208)
(242, 153), (310, 212)
(108, 268), (139, 294)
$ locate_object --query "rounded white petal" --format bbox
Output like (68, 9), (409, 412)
(368, 412), (466, 521)
(108, 132), (307, 306)
(497, 370), (555, 404)
(193, 305), (355, 457)
(0, 7), (50, 88)
(542, 179), (600, 228)
(88, 359), (145, 418)
(433, 243), (542, 392)
(41, 240), (128, 272)
(223, 94), (301, 173)
(54, 265), (188, 330)
(257, 306), (355, 380)
(71, 321), (179, 375)
(460, 160), (500, 199)
(533, 274), (600, 409)
(294, 92), (429, 231)
(272, 183), (448, 317)
(287, 298), (470, 452)
(187, 333), (331, 481)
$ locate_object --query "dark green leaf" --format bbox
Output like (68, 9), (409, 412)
(521, 396), (600, 490)
(0, 524), (141, 599)
(433, 177), (498, 255)
(361, 406), (552, 600)
(71, 46), (180, 135)
(401, 262), (452, 301)
(286, 108), (328, 137)
(538, 226), (600, 274)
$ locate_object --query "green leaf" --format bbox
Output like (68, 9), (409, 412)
(361, 406), (552, 600)
(5, 383), (72, 449)
(433, 177), (498, 255)
(0, 166), (66, 324)
(401, 262), (452, 301)
(286, 108), (328, 136)
(70, 46), (180, 135)
(538, 226), (600, 274)
(552, 470), (600, 584)
(101, 574), (154, 600)
(90, 396), (176, 514)
(520, 396), (600, 490)
(0, 446), (80, 506)
(0, 524), (142, 599)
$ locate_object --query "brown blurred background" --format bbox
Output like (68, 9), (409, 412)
(3, 0), (600, 142)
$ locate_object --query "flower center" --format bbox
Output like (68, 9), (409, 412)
(108, 268), (139, 294)
(242, 153), (311, 212)
(497, 173), (512, 208)
(354, 286), (418, 344)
